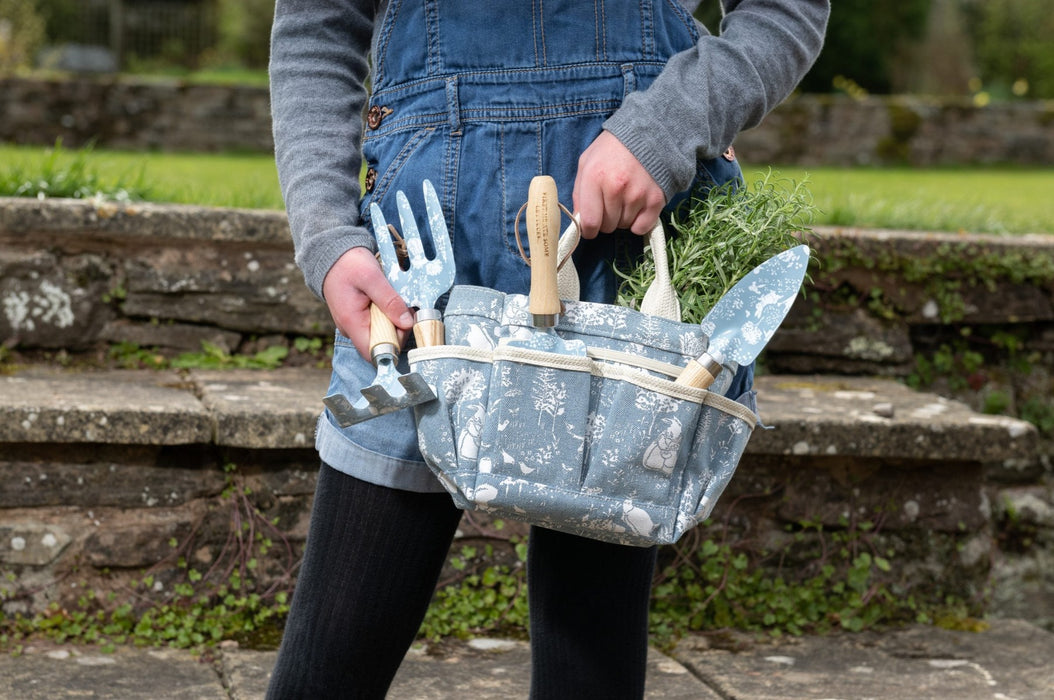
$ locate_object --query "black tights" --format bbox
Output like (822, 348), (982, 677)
(266, 463), (657, 699)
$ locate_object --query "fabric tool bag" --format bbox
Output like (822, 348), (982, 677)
(408, 222), (758, 547)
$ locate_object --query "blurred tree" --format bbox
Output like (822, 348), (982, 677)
(695, 0), (931, 95)
(0, 0), (46, 73)
(797, 0), (931, 94)
(894, 0), (974, 95)
(961, 0), (1054, 99)
(35, 0), (81, 44)
(210, 0), (273, 69)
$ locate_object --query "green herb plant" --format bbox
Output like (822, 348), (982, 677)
(616, 170), (816, 322)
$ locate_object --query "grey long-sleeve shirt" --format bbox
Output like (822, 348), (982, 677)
(269, 0), (829, 299)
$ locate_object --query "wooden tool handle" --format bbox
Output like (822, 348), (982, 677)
(674, 358), (719, 389)
(526, 175), (562, 321)
(369, 303), (400, 358)
(413, 318), (445, 348)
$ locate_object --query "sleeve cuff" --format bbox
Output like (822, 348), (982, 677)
(296, 225), (377, 300)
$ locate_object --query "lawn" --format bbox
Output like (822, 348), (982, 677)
(769, 166), (1054, 235)
(1, 143), (1051, 234)
(0, 144), (284, 210)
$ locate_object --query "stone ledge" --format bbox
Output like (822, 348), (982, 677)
(0, 368), (211, 445)
(0, 368), (1037, 463)
(749, 375), (1037, 462)
(0, 196), (291, 246)
(192, 368), (326, 449)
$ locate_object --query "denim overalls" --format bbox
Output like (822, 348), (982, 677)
(317, 0), (750, 492)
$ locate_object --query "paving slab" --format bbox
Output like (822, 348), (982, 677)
(219, 638), (715, 700)
(3, 621), (1053, 699)
(750, 375), (1036, 462)
(671, 619), (1054, 700)
(0, 643), (227, 700)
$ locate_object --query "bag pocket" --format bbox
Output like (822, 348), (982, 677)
(580, 364), (706, 539)
(475, 345), (593, 499)
(410, 346), (494, 504)
(674, 390), (758, 533)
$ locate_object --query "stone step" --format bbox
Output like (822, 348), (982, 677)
(0, 368), (1036, 460)
(0, 367), (1040, 623)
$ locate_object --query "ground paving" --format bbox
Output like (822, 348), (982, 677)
(2, 619), (1052, 699)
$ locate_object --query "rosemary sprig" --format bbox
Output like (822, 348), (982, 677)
(616, 169), (817, 324)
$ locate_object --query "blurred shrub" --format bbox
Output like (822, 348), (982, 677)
(34, 0), (82, 44)
(961, 0), (1054, 99)
(209, 0), (273, 69)
(0, 0), (46, 73)
(797, 0), (931, 95)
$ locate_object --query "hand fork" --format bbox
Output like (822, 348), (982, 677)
(371, 180), (456, 347)
(323, 184), (453, 426)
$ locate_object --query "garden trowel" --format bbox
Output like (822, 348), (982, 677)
(675, 244), (810, 389)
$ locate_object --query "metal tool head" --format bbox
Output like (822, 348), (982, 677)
(323, 351), (436, 427)
(371, 179), (456, 310)
(702, 244), (811, 365)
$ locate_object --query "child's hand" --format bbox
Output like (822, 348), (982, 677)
(572, 130), (665, 239)
(322, 246), (415, 361)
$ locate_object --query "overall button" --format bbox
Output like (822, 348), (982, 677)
(364, 167), (378, 192)
(367, 105), (393, 130)
(722, 146), (736, 162)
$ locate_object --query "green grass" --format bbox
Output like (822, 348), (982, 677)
(24, 67), (271, 88)
(1, 143), (1051, 234)
(0, 143), (283, 210)
(751, 166), (1053, 235)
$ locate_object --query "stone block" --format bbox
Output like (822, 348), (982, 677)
(0, 522), (71, 566)
(766, 304), (914, 374)
(0, 369), (213, 445)
(99, 319), (243, 353)
(82, 506), (205, 569)
(121, 245), (330, 336)
(772, 458), (987, 533)
(0, 460), (226, 509)
(0, 249), (116, 349)
(190, 368), (329, 449)
(748, 375), (1037, 462)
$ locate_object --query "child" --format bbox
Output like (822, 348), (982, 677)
(267, 2), (828, 697)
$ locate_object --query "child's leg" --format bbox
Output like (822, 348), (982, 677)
(266, 463), (462, 700)
(527, 527), (658, 700)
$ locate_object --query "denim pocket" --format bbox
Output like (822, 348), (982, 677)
(361, 126), (455, 229)
(326, 330), (424, 463)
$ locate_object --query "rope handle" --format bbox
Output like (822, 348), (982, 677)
(513, 195), (681, 322)
(513, 200), (579, 272)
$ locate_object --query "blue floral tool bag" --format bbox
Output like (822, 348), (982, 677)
(408, 285), (758, 547)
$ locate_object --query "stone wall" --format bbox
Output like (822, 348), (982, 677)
(2, 196), (1053, 441)
(1, 197), (1052, 630)
(0, 77), (272, 153)
(2, 76), (1053, 165)
(0, 198), (328, 355)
